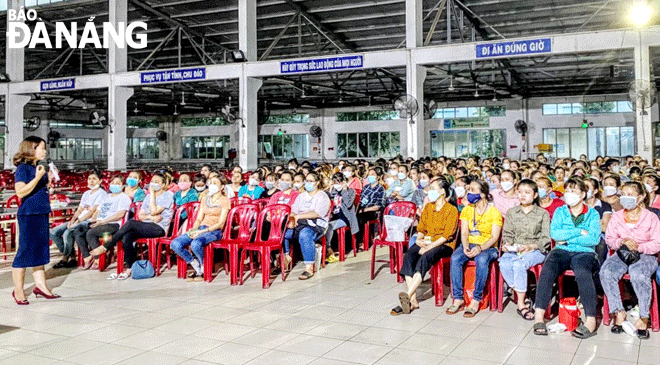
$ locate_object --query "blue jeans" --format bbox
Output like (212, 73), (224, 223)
(170, 226), (222, 265)
(284, 227), (319, 265)
(498, 250), (546, 292)
(450, 244), (498, 302)
(325, 219), (347, 247)
(50, 221), (84, 257)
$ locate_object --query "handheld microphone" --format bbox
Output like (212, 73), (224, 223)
(47, 158), (60, 182)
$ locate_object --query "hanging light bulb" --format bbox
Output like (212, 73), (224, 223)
(492, 92), (498, 102)
(133, 101), (138, 114)
(173, 104), (179, 116)
(448, 76), (455, 91)
(180, 92), (186, 106)
(629, 0), (653, 27)
(474, 88), (480, 98)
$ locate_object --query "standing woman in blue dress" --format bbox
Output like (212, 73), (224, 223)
(12, 136), (60, 305)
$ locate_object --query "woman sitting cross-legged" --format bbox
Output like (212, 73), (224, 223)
(447, 179), (503, 318)
(499, 179), (551, 321)
(392, 179), (458, 315)
(171, 176), (230, 282)
(90, 172), (174, 280)
(532, 177), (601, 338)
(75, 175), (132, 270)
(600, 181), (660, 339)
(324, 172), (359, 264)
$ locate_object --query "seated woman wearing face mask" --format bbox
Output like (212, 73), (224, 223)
(491, 170), (520, 216)
(533, 178), (601, 338)
(600, 181), (660, 339)
(410, 170), (435, 213)
(171, 176), (230, 282)
(535, 176), (565, 219)
(391, 180), (458, 315)
(124, 171), (146, 203)
(238, 171), (266, 200)
(453, 176), (471, 214)
(324, 172), (359, 263)
(90, 173), (174, 280)
(499, 179), (551, 321)
(356, 167), (388, 247)
(602, 175), (624, 212)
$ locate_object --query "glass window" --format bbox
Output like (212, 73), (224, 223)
(455, 131), (469, 157)
(572, 103), (584, 114)
(617, 101), (633, 113)
(454, 107), (468, 118)
(483, 106), (506, 117)
(606, 127), (620, 156)
(337, 134), (346, 158)
(543, 104), (557, 115)
(358, 133), (368, 158)
(390, 132), (400, 156)
(467, 107), (481, 118)
(336, 111), (398, 122)
(368, 132), (379, 157)
(601, 102), (616, 113)
(570, 128), (587, 159)
(556, 128), (570, 158)
(443, 132), (454, 157)
(620, 127), (635, 156)
(181, 117), (227, 126)
(442, 108), (455, 119)
(128, 119), (158, 128)
(266, 113), (310, 124)
(588, 128), (605, 160)
(51, 138), (101, 161)
(379, 133), (391, 157)
(430, 129), (505, 158)
(558, 103), (572, 115)
(543, 129), (556, 147)
(346, 133), (357, 158)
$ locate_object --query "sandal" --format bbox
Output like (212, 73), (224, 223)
(445, 303), (465, 315)
(571, 324), (597, 339)
(463, 307), (479, 318)
(117, 272), (130, 280)
(390, 306), (404, 316)
(637, 329), (650, 340)
(516, 307), (535, 321)
(106, 273), (118, 280)
(533, 322), (548, 336)
(186, 272), (197, 282)
(325, 255), (339, 264)
(611, 324), (624, 334)
(398, 292), (411, 314)
(298, 271), (314, 280)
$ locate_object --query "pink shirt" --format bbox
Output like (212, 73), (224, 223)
(491, 189), (520, 217)
(348, 177), (362, 191)
(606, 209), (660, 255)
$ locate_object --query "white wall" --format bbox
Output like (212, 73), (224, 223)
(44, 93), (655, 165)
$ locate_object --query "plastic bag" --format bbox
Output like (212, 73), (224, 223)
(383, 215), (413, 242)
(558, 297), (581, 332)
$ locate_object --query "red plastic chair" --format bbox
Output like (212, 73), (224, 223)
(115, 202), (150, 274)
(601, 253), (660, 332)
(2, 195), (21, 257)
(429, 217), (460, 306)
(336, 190), (360, 261)
(203, 204), (259, 284)
(239, 204), (291, 288)
(175, 203), (202, 278)
(230, 196), (252, 208)
(370, 202), (416, 283)
(153, 202), (199, 276)
(252, 198), (269, 211)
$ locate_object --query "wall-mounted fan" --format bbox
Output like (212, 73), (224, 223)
(629, 79), (658, 115)
(90, 111), (107, 127)
(25, 116), (41, 132)
(424, 99), (438, 119)
(514, 119), (528, 137)
(393, 94), (419, 124)
(309, 125), (323, 139)
(220, 104), (240, 125)
(156, 130), (167, 141)
(47, 130), (61, 148)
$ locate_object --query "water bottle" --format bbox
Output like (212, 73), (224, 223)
(622, 321), (637, 337)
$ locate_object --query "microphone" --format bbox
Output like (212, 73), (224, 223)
(47, 158), (60, 182)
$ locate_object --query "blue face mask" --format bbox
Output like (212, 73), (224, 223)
(367, 176), (377, 185)
(109, 184), (122, 194)
(467, 193), (482, 204)
(538, 188), (547, 199)
(488, 182), (498, 191)
(126, 177), (139, 187)
(427, 189), (441, 203)
(305, 182), (316, 192)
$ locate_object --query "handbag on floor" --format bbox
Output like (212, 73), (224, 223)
(131, 260), (155, 279)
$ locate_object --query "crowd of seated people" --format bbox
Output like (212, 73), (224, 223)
(40, 153), (660, 340)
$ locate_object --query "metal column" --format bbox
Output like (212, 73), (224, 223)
(634, 31), (653, 162)
(238, 0), (259, 169)
(406, 0), (426, 159)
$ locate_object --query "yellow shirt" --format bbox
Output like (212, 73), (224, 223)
(459, 204), (503, 245)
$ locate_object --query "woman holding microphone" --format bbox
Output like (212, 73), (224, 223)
(12, 136), (60, 305)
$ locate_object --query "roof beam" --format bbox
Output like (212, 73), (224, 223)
(129, 0), (233, 54)
(282, 0), (357, 53)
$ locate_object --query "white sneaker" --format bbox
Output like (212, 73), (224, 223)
(190, 259), (203, 275)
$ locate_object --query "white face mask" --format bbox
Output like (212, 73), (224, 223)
(500, 181), (514, 192)
(389, 169), (397, 176)
(208, 184), (220, 195)
(248, 178), (258, 186)
(612, 165), (620, 173)
(603, 186), (618, 197)
(397, 172), (407, 180)
(644, 183), (654, 193)
(343, 171), (353, 178)
(293, 182), (303, 190)
(586, 190), (594, 200)
(502, 163), (510, 170)
(454, 186), (466, 198)
(564, 192), (581, 207)
(334, 184), (343, 192)
(386, 177), (395, 185)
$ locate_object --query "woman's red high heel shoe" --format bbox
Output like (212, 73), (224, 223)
(12, 291), (29, 305)
(33, 287), (61, 299)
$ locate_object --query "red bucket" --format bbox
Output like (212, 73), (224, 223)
(463, 265), (490, 310)
(559, 297), (581, 332)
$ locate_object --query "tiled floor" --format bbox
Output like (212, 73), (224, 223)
(0, 249), (656, 365)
